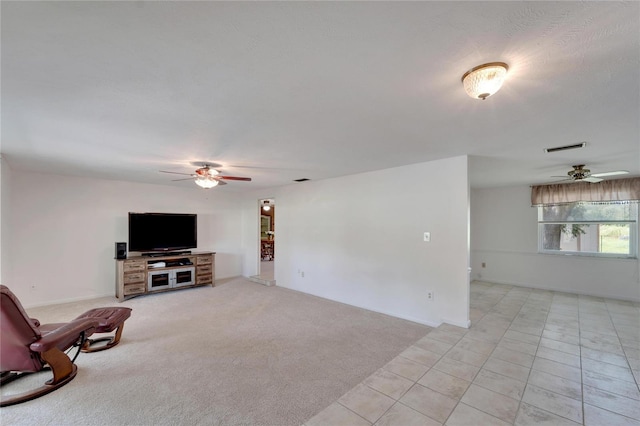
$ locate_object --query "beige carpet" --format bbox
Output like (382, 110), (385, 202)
(1, 278), (430, 425)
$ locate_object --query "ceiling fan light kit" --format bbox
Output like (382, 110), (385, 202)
(564, 165), (603, 183)
(159, 164), (252, 189)
(567, 164), (592, 180)
(194, 166), (220, 189)
(195, 177), (219, 188)
(461, 62), (509, 100)
(197, 167), (219, 177)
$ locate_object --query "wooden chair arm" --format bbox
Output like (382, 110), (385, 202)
(30, 319), (98, 353)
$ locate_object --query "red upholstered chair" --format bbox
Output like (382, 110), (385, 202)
(0, 285), (99, 407)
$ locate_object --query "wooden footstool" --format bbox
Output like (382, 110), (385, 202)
(74, 307), (132, 353)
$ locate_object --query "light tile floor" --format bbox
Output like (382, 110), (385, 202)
(248, 261), (276, 286)
(305, 281), (640, 426)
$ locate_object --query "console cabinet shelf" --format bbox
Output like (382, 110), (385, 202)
(116, 252), (215, 301)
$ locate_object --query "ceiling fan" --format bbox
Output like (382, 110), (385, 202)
(551, 165), (629, 183)
(160, 164), (252, 189)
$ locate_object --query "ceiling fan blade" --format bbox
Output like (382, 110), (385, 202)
(160, 170), (194, 176)
(218, 176), (252, 181)
(216, 180), (228, 186)
(583, 177), (604, 183)
(171, 178), (196, 182)
(591, 170), (629, 177)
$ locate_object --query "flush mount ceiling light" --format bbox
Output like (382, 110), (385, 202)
(461, 62), (509, 100)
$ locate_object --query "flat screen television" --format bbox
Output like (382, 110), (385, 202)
(128, 213), (197, 252)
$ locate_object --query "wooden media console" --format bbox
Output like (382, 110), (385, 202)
(115, 252), (214, 301)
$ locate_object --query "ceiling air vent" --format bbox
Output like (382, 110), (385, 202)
(293, 178), (310, 182)
(544, 142), (586, 153)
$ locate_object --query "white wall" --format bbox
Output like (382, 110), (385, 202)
(471, 186), (640, 301)
(7, 172), (244, 307)
(5, 157), (471, 325)
(241, 156), (470, 327)
(0, 156), (11, 285)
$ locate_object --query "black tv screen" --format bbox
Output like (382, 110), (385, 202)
(128, 213), (197, 252)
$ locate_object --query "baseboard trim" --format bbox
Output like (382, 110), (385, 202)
(23, 292), (115, 309)
(441, 318), (471, 329)
(277, 284), (443, 328)
(474, 279), (640, 303)
(247, 275), (276, 286)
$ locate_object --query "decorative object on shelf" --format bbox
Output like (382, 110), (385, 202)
(266, 231), (275, 240)
(261, 240), (274, 261)
(461, 62), (508, 100)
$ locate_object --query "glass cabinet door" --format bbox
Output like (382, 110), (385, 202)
(149, 272), (170, 290)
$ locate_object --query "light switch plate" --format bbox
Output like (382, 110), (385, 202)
(423, 232), (431, 242)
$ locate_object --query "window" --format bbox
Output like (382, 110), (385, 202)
(538, 203), (638, 258)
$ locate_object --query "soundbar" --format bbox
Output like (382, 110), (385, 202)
(143, 251), (192, 257)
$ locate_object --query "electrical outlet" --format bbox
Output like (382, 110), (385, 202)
(427, 291), (434, 301)
(423, 232), (431, 242)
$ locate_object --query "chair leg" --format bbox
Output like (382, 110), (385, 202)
(0, 348), (77, 407)
(82, 322), (126, 353)
(41, 347), (74, 385)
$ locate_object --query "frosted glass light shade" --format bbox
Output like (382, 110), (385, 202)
(195, 177), (219, 188)
(462, 62), (508, 100)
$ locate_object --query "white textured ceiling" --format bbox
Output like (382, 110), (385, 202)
(2, 1), (639, 190)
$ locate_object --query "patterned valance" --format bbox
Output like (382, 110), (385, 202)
(531, 177), (640, 206)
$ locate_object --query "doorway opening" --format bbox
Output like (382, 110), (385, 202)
(250, 198), (275, 286)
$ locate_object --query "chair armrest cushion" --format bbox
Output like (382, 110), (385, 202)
(30, 318), (99, 353)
